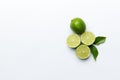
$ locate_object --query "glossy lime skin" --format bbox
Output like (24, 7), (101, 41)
(70, 18), (86, 34)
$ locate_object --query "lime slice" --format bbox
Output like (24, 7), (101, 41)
(81, 32), (95, 45)
(76, 44), (90, 59)
(67, 34), (81, 48)
(70, 18), (86, 34)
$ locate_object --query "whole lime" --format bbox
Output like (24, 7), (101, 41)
(70, 18), (86, 34)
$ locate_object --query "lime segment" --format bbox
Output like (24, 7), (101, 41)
(81, 32), (95, 45)
(76, 45), (90, 59)
(67, 34), (81, 48)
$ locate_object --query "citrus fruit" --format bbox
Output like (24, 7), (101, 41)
(66, 34), (81, 48)
(81, 32), (95, 45)
(76, 44), (90, 59)
(70, 18), (86, 34)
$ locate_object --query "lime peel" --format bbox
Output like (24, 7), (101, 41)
(70, 18), (86, 34)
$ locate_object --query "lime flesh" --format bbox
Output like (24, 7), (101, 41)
(70, 18), (86, 34)
(67, 34), (81, 48)
(81, 32), (95, 45)
(76, 44), (90, 59)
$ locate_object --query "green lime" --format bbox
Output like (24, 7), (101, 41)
(70, 18), (86, 34)
(76, 44), (90, 59)
(66, 34), (81, 48)
(81, 32), (95, 45)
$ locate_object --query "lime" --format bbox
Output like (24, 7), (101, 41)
(70, 18), (86, 34)
(76, 44), (90, 59)
(81, 32), (95, 45)
(66, 34), (81, 48)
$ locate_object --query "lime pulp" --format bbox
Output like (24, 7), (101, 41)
(81, 32), (95, 45)
(67, 34), (81, 48)
(76, 44), (90, 59)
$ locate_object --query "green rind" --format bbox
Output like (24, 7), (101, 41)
(70, 18), (86, 34)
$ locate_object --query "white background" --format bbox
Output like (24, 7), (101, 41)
(0, 0), (120, 80)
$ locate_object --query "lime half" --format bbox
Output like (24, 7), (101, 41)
(67, 34), (81, 48)
(76, 44), (90, 59)
(81, 32), (95, 45)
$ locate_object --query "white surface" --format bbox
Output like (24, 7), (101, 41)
(0, 0), (120, 80)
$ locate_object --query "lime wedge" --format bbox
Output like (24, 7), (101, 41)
(67, 34), (81, 48)
(81, 32), (95, 45)
(76, 44), (90, 59)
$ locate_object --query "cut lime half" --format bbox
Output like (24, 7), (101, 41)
(81, 32), (95, 45)
(67, 34), (81, 48)
(76, 44), (90, 59)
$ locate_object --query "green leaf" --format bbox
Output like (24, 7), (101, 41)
(89, 45), (98, 61)
(94, 36), (106, 45)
